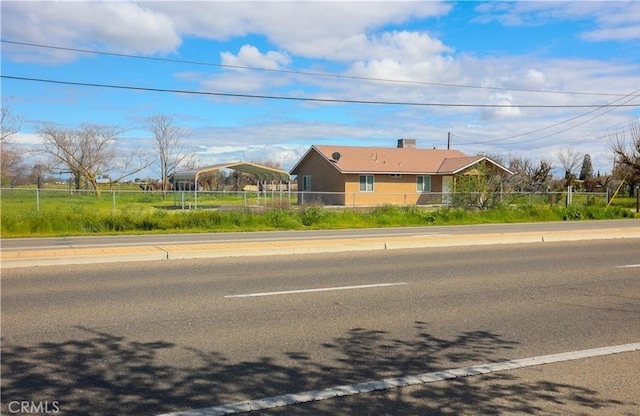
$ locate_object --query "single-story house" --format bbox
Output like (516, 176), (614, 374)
(289, 139), (512, 206)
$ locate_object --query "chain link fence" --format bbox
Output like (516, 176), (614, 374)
(0, 188), (295, 213)
(1, 187), (609, 214)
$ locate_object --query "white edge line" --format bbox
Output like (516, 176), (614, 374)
(157, 342), (640, 416)
(616, 264), (640, 268)
(224, 282), (408, 298)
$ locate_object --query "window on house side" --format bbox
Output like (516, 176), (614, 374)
(359, 175), (374, 192)
(417, 175), (431, 192)
(302, 175), (312, 191)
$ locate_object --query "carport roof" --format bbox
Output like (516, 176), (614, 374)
(173, 161), (291, 182)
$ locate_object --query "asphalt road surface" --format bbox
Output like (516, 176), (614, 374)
(2, 239), (639, 415)
(2, 219), (638, 252)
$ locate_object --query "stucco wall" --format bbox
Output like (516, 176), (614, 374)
(343, 174), (446, 206)
(293, 149), (463, 206)
(294, 151), (346, 204)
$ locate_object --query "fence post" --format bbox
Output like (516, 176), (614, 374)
(36, 188), (40, 212)
(112, 190), (116, 214)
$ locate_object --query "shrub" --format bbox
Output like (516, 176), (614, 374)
(1, 199), (635, 237)
(301, 205), (326, 227)
(264, 209), (301, 229)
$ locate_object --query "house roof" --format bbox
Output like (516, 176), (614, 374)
(173, 161), (291, 182)
(290, 145), (512, 175)
(437, 155), (512, 175)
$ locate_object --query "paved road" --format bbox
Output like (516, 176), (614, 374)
(2, 219), (639, 268)
(2, 219), (638, 251)
(2, 239), (639, 415)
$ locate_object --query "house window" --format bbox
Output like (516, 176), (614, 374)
(359, 175), (374, 192)
(417, 175), (431, 192)
(302, 175), (312, 191)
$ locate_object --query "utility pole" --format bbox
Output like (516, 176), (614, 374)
(447, 132), (451, 150)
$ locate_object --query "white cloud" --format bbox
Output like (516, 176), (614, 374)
(581, 25), (640, 42)
(221, 45), (290, 69)
(1, 2), (180, 63)
(142, 1), (451, 58)
(201, 29), (454, 99)
(200, 70), (290, 94)
(3, 0), (638, 178)
(8, 132), (41, 146)
(473, 1), (640, 42)
(193, 143), (304, 170)
(355, 30), (451, 62)
(481, 92), (522, 120)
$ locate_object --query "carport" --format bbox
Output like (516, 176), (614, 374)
(172, 161), (292, 208)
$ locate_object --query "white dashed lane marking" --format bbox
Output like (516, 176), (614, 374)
(157, 342), (640, 416)
(224, 282), (408, 298)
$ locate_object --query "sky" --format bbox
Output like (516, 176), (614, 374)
(2, 0), (640, 179)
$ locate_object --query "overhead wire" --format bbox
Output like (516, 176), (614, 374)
(2, 39), (638, 98)
(3, 75), (640, 109)
(451, 88), (640, 146)
(3, 38), (639, 147)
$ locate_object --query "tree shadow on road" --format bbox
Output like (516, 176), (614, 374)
(1, 323), (630, 415)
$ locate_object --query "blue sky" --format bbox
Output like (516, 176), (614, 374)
(2, 1), (639, 178)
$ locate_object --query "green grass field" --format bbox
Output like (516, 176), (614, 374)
(1, 187), (636, 237)
(0, 188), (636, 237)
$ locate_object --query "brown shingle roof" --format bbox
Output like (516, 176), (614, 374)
(437, 156), (484, 174)
(310, 145), (470, 174)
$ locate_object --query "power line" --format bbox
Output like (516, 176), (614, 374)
(2, 39), (637, 98)
(4, 75), (640, 109)
(507, 95), (637, 145)
(565, 116), (640, 144)
(451, 88), (640, 145)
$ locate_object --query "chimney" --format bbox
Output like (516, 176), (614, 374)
(397, 138), (416, 149)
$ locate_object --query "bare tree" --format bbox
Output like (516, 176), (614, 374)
(531, 159), (554, 191)
(198, 170), (227, 191)
(1, 141), (27, 186)
(253, 159), (283, 170)
(145, 114), (194, 195)
(507, 156), (553, 192)
(556, 149), (582, 188)
(608, 121), (640, 196)
(1, 100), (25, 185)
(37, 123), (150, 196)
(1, 98), (22, 142)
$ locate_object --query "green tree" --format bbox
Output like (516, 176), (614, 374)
(579, 154), (594, 181)
(451, 161), (507, 210)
